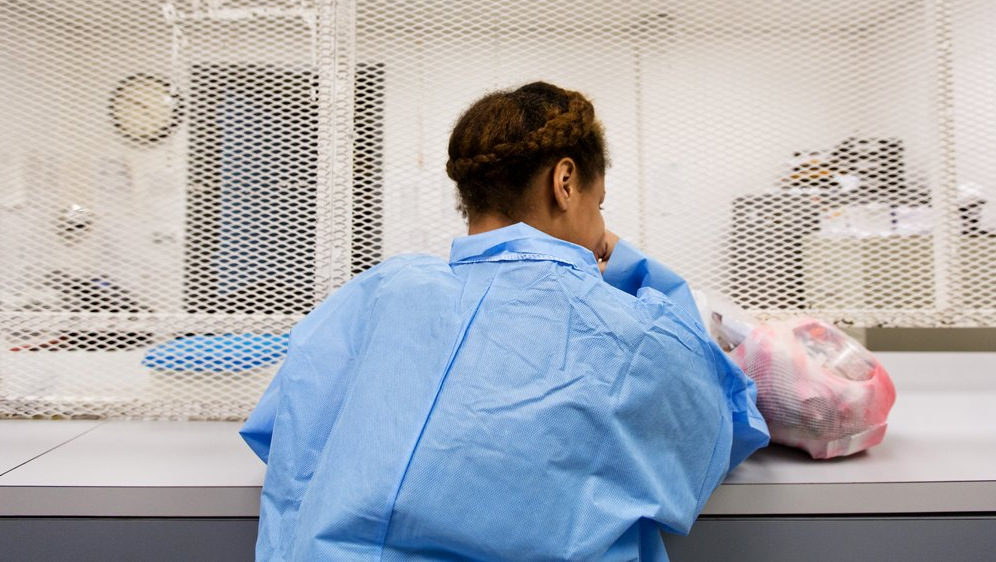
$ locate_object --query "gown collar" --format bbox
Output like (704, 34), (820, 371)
(449, 222), (601, 277)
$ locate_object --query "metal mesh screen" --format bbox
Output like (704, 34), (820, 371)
(1, 0), (994, 420)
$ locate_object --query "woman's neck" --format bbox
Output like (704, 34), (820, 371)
(467, 213), (518, 235)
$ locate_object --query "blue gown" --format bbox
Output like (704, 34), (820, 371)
(241, 222), (769, 561)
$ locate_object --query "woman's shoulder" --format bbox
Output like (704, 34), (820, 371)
(563, 274), (709, 357)
(366, 253), (449, 273)
(294, 254), (457, 337)
(339, 253), (452, 287)
(309, 253), (454, 304)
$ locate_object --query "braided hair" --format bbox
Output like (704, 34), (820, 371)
(447, 82), (607, 219)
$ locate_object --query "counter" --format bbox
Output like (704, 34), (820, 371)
(2, 352), (994, 560)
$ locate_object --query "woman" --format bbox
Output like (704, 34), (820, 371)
(241, 82), (769, 560)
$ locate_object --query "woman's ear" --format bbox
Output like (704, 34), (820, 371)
(551, 157), (577, 212)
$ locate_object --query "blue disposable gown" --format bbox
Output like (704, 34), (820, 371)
(241, 222), (769, 561)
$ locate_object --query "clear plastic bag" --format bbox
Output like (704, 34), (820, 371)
(691, 289), (757, 352)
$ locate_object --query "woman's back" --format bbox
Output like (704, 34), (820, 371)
(244, 82), (768, 560)
(243, 223), (767, 560)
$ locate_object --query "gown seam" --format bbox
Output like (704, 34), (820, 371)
(452, 251), (601, 278)
(375, 271), (499, 560)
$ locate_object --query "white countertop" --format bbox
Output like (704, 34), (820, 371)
(1, 352), (995, 517)
(0, 420), (265, 517)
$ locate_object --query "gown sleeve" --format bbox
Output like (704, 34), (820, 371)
(240, 361), (282, 463)
(238, 273), (370, 464)
(602, 239), (769, 473)
(601, 239), (701, 323)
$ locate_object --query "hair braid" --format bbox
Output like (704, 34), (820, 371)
(446, 82), (607, 218)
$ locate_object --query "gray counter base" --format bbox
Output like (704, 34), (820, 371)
(664, 515), (996, 562)
(4, 515), (994, 561)
(0, 517), (258, 562)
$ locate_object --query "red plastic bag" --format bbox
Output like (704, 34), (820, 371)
(730, 318), (897, 459)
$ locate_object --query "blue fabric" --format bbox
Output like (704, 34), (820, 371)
(600, 240), (770, 469)
(241, 222), (769, 561)
(142, 334), (289, 372)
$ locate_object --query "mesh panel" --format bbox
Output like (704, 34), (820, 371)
(1, 1), (994, 420)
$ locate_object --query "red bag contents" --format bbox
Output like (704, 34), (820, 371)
(730, 318), (897, 459)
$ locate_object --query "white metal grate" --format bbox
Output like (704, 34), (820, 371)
(1, 1), (994, 420)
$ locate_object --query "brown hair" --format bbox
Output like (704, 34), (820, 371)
(446, 82), (607, 219)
